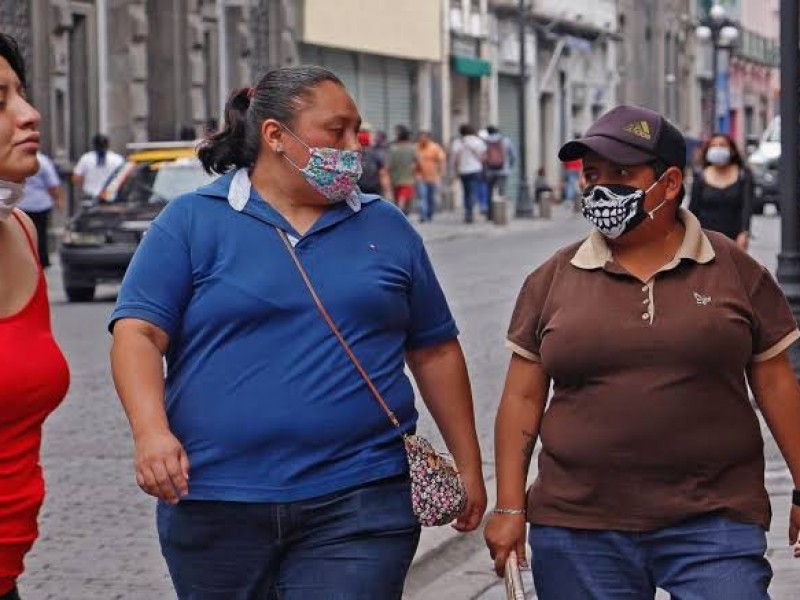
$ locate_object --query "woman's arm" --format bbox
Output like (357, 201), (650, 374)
(111, 318), (189, 504)
(406, 339), (487, 532)
(748, 351), (800, 551)
(688, 170), (703, 214)
(738, 168), (754, 249)
(484, 354), (550, 576)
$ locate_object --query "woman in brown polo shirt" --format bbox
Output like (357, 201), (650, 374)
(484, 105), (800, 600)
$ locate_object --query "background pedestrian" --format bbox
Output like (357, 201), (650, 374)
(18, 151), (64, 268)
(71, 133), (124, 199)
(689, 132), (753, 250)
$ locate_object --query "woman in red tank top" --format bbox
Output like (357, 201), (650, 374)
(0, 35), (69, 599)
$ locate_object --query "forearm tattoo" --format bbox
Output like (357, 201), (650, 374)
(522, 429), (536, 472)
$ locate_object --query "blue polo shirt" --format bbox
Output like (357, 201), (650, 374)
(109, 170), (458, 502)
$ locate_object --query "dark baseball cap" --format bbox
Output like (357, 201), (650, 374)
(559, 105), (686, 170)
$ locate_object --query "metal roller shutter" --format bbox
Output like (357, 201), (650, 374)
(498, 74), (521, 200)
(318, 49), (359, 101)
(385, 58), (414, 133)
(360, 55), (388, 133)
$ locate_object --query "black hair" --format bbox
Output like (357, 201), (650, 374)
(92, 133), (109, 167)
(700, 132), (745, 168)
(486, 125), (499, 135)
(459, 124), (475, 137)
(198, 66), (344, 175)
(0, 34), (27, 90)
(395, 125), (411, 142)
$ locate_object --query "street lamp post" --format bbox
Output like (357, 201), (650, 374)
(776, 0), (800, 376)
(515, 0), (534, 218)
(695, 4), (739, 134)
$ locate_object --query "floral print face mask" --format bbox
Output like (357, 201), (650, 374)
(281, 127), (363, 204)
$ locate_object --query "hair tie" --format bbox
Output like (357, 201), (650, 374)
(247, 87), (255, 100)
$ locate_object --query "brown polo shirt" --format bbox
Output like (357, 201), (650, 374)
(507, 208), (799, 532)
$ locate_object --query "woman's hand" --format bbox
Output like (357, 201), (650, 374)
(452, 467), (487, 532)
(484, 513), (527, 577)
(736, 231), (749, 251)
(134, 429), (190, 504)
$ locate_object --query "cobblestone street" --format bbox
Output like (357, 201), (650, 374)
(19, 205), (799, 598)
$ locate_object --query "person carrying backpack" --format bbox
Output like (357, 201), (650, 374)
(482, 126), (516, 220)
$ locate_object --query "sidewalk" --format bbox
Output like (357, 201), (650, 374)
(413, 201), (580, 245)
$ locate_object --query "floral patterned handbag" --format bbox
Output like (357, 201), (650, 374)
(276, 228), (467, 527)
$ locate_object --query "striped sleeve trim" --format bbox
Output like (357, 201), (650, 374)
(505, 339), (540, 362)
(753, 329), (800, 363)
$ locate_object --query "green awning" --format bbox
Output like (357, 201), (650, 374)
(452, 55), (491, 78)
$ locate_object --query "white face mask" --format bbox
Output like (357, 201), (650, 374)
(706, 146), (731, 166)
(0, 179), (25, 221)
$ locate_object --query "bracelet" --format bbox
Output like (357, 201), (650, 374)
(492, 507), (526, 516)
(793, 490), (800, 507)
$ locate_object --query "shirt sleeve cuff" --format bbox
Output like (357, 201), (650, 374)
(505, 339), (540, 362)
(753, 329), (800, 363)
(108, 305), (178, 339)
(406, 321), (459, 350)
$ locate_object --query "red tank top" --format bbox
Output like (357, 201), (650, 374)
(0, 212), (69, 586)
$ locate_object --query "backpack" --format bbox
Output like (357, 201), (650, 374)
(358, 149), (382, 194)
(485, 139), (506, 169)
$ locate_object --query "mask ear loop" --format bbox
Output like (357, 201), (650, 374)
(279, 125), (313, 171)
(645, 171), (669, 219)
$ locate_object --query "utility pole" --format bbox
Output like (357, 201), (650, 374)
(515, 0), (534, 218)
(776, 0), (800, 376)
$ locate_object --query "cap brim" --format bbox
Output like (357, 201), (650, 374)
(559, 136), (656, 166)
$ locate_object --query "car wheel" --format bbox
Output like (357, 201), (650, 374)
(65, 285), (96, 303)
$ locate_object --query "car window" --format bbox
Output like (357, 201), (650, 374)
(102, 161), (216, 204)
(113, 164), (158, 204)
(151, 163), (218, 201)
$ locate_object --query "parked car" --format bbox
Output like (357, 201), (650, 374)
(747, 116), (781, 215)
(59, 142), (218, 302)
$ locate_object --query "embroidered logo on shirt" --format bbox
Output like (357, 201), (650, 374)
(694, 292), (712, 306)
(624, 120), (652, 140)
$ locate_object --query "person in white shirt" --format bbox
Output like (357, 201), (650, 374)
(72, 133), (124, 198)
(19, 152), (64, 267)
(450, 124), (486, 223)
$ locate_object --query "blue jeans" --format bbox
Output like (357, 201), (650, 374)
(157, 475), (420, 599)
(460, 172), (483, 222)
(529, 513), (771, 600)
(416, 181), (438, 221)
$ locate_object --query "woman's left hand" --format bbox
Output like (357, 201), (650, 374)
(736, 231), (749, 251)
(452, 468), (487, 532)
(790, 505), (800, 557)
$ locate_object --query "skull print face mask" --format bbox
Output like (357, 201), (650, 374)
(581, 173), (667, 239)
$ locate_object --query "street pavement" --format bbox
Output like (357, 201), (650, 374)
(18, 202), (799, 598)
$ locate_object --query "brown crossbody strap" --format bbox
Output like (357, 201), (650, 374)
(275, 227), (401, 429)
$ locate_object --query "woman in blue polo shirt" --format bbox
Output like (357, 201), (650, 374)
(109, 66), (486, 598)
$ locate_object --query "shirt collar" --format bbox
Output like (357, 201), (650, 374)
(195, 168), (380, 237)
(570, 208), (716, 271)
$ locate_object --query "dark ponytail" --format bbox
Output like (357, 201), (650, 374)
(198, 66), (345, 175)
(92, 133), (109, 167)
(198, 87), (253, 175)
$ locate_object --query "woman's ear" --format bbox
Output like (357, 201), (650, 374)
(261, 119), (284, 153)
